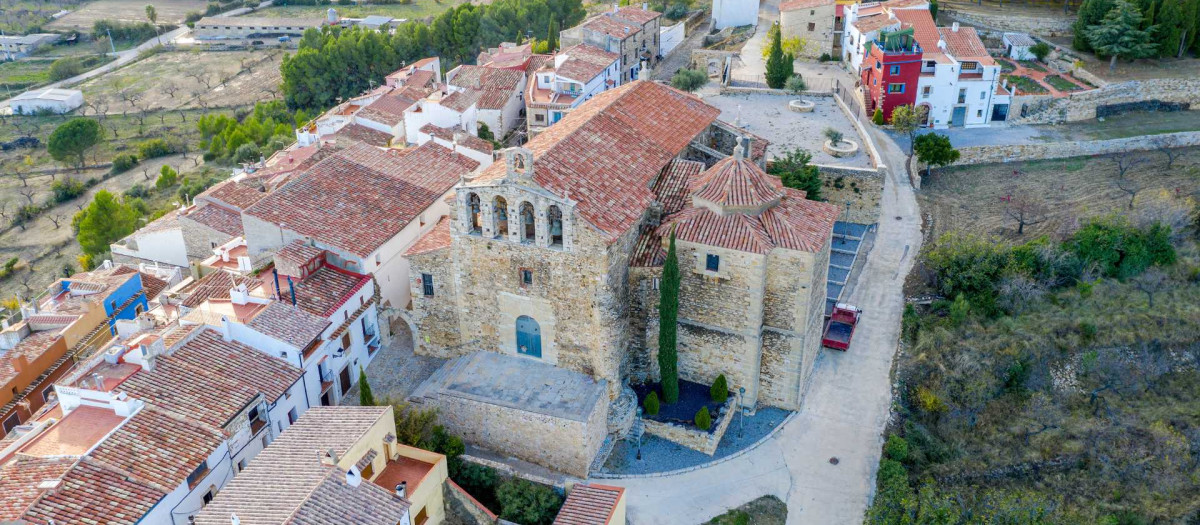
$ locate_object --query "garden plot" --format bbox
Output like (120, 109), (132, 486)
(45, 0), (207, 30)
(78, 49), (285, 113)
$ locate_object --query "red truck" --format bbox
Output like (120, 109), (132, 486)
(822, 304), (862, 351)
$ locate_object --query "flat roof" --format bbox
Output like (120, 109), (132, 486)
(415, 352), (607, 422)
(372, 455), (436, 496)
(18, 406), (126, 458)
(12, 88), (81, 102)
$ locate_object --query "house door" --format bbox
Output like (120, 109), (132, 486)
(951, 106), (967, 127)
(991, 104), (1010, 122)
(515, 316), (541, 358)
(339, 366), (352, 397)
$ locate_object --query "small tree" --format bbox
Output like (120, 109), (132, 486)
(1030, 41), (1053, 62)
(823, 127), (845, 147)
(1132, 267), (1169, 308)
(670, 68), (707, 92)
(358, 367), (376, 406)
(155, 165), (178, 190)
(913, 133), (960, 178)
(710, 374), (728, 403)
(764, 22), (794, 89)
(694, 406), (712, 430)
(1004, 193), (1050, 234)
(643, 391), (660, 415)
(145, 4), (161, 45)
(889, 105), (922, 164)
(767, 148), (823, 201)
(872, 108), (885, 125)
(658, 232), (681, 404)
(496, 479), (563, 525)
(48, 118), (103, 171)
(884, 434), (909, 461)
(76, 190), (139, 256)
(784, 75), (807, 94)
(1087, 0), (1159, 70)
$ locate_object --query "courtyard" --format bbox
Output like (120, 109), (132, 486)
(699, 91), (873, 168)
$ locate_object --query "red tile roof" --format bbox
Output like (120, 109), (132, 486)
(440, 89), (481, 112)
(780, 0), (835, 11)
(291, 264), (371, 317)
(450, 65), (524, 93)
(554, 484), (624, 525)
(0, 457), (74, 522)
(358, 85), (429, 125)
(854, 13), (898, 34)
(892, 8), (939, 50)
(327, 123), (394, 148)
(180, 270), (261, 308)
(663, 188), (840, 254)
(21, 459), (166, 525)
(87, 406), (224, 491)
(245, 142), (476, 258)
(613, 6), (661, 24)
(555, 44), (619, 83)
(469, 81), (720, 241)
(0, 330), (62, 388)
(196, 179), (266, 211)
(183, 203), (244, 237)
(404, 216), (452, 256)
(690, 156), (784, 210)
(581, 15), (642, 39)
(419, 123), (495, 153)
(247, 300), (330, 349)
(118, 328), (301, 430)
(654, 158), (706, 215)
(139, 271), (170, 301)
(938, 26), (995, 63)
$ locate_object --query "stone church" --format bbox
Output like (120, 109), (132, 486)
(405, 80), (839, 412)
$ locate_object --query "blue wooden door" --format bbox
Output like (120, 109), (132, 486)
(516, 315), (541, 358)
(951, 106), (967, 127)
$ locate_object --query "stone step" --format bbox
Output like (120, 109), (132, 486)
(588, 435), (616, 476)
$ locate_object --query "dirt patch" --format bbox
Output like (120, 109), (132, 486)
(821, 173), (883, 224)
(247, 0), (469, 23)
(45, 0), (206, 30)
(918, 148), (1200, 243)
(706, 495), (787, 525)
(78, 49), (285, 113)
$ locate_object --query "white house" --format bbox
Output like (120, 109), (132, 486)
(1002, 32), (1037, 61)
(10, 88), (82, 115)
(524, 44), (620, 136)
(402, 90), (480, 143)
(445, 65), (527, 137)
(713, 0), (759, 29)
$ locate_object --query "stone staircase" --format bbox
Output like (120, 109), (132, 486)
(826, 222), (869, 313)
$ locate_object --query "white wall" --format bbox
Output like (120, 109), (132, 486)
(360, 191), (453, 310)
(144, 441), (234, 525)
(111, 227), (191, 268)
(660, 22), (685, 56)
(713, 0), (758, 30)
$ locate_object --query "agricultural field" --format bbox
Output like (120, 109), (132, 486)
(246, 0), (470, 23)
(1, 0), (86, 33)
(918, 148), (1200, 242)
(0, 59), (55, 92)
(45, 0), (207, 31)
(77, 49), (284, 113)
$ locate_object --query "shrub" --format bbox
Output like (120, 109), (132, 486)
(948, 293), (970, 325)
(495, 478), (563, 525)
(664, 2), (688, 19)
(111, 153), (138, 174)
(823, 127), (844, 146)
(884, 434), (909, 462)
(455, 462), (498, 508)
(872, 108), (884, 125)
(695, 406), (712, 430)
(819, 52), (833, 61)
(710, 374), (728, 403)
(766, 148), (822, 201)
(138, 138), (175, 160)
(77, 253), (96, 271)
(155, 165), (178, 190)
(901, 303), (919, 344)
(915, 386), (948, 414)
(51, 178), (88, 203)
(233, 143), (262, 164)
(643, 391), (660, 415)
(1078, 321), (1098, 341)
(1065, 216), (1176, 279)
(1030, 41), (1052, 62)
(784, 74), (807, 94)
(124, 184), (151, 199)
(49, 57), (85, 81)
(670, 68), (708, 92)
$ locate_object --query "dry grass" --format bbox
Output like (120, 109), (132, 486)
(45, 0), (207, 30)
(78, 49), (285, 113)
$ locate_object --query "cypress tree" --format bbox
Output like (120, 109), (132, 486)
(1073, 0), (1116, 51)
(764, 22), (793, 89)
(657, 231), (681, 404)
(546, 18), (559, 52)
(358, 367), (376, 406)
(1157, 0), (1184, 56)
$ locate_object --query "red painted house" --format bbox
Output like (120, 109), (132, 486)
(860, 27), (922, 122)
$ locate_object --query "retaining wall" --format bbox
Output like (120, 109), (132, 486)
(444, 480), (497, 525)
(954, 130), (1200, 165)
(641, 397), (737, 455)
(941, 8), (1075, 36)
(1014, 78), (1200, 124)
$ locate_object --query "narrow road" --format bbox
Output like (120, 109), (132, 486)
(598, 129), (922, 524)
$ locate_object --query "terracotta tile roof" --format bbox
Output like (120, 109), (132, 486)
(853, 13), (898, 34)
(87, 406), (224, 492)
(555, 44), (619, 83)
(581, 15), (642, 39)
(468, 81), (720, 241)
(194, 406), (407, 525)
(161, 322), (201, 349)
(554, 484), (625, 525)
(118, 328), (301, 430)
(21, 459), (167, 525)
(401, 68), (435, 88)
(247, 301), (330, 349)
(450, 65), (524, 93)
(440, 89), (480, 112)
(196, 179), (266, 211)
(0, 330), (62, 387)
(662, 188), (839, 254)
(0, 457), (74, 522)
(275, 240), (325, 274)
(180, 270), (261, 308)
(690, 156), (784, 210)
(939, 26), (995, 63)
(419, 123), (495, 153)
(139, 271), (169, 301)
(404, 216), (452, 256)
(614, 6), (661, 24)
(886, 0), (929, 8)
(526, 54), (552, 75)
(291, 264), (371, 317)
(358, 86), (428, 125)
(478, 42), (533, 69)
(327, 123), (394, 148)
(892, 8), (938, 50)
(245, 142), (476, 258)
(183, 204), (244, 237)
(781, 0), (835, 11)
(654, 158), (705, 215)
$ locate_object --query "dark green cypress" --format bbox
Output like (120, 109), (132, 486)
(657, 231), (681, 404)
(358, 367), (376, 406)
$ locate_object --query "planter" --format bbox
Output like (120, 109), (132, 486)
(823, 139), (859, 157)
(788, 99), (815, 113)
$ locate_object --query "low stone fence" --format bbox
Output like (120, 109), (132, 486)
(444, 480), (497, 525)
(954, 130), (1200, 166)
(641, 396), (737, 455)
(941, 8), (1074, 36)
(1014, 78), (1200, 124)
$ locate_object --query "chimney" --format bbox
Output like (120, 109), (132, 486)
(11, 354), (28, 374)
(642, 2), (647, 10)
(395, 481), (407, 498)
(230, 284), (249, 305)
(219, 316), (233, 342)
(951, 22), (960, 32)
(320, 448), (338, 466)
(345, 467), (362, 487)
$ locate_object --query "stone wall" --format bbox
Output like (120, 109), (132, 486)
(408, 248), (470, 356)
(1013, 78), (1200, 124)
(444, 480), (497, 525)
(955, 130), (1200, 166)
(641, 396), (737, 455)
(941, 8), (1075, 36)
(179, 215), (236, 262)
(780, 4), (836, 59)
(420, 387), (608, 478)
(814, 165), (884, 224)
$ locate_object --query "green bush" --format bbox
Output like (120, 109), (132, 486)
(643, 391), (660, 415)
(495, 478), (563, 525)
(124, 184), (151, 199)
(1065, 216), (1175, 279)
(818, 52), (833, 61)
(884, 434), (909, 462)
(695, 406), (712, 431)
(1030, 41), (1053, 61)
(49, 57), (85, 81)
(784, 74), (807, 94)
(155, 165), (178, 190)
(233, 143), (262, 164)
(670, 68), (708, 92)
(51, 178), (88, 203)
(872, 108), (884, 125)
(901, 303), (919, 343)
(766, 148), (822, 201)
(110, 153), (139, 174)
(710, 374), (728, 403)
(664, 2), (688, 19)
(138, 138), (175, 160)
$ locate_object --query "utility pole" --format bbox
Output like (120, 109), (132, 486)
(107, 28), (116, 53)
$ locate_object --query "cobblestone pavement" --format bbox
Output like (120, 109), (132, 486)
(341, 324), (446, 405)
(651, 19), (713, 81)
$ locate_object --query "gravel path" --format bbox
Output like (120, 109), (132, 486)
(341, 326), (446, 405)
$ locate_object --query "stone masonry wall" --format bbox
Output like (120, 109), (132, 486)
(408, 249), (467, 356)
(178, 216), (236, 262)
(956, 130), (1200, 166)
(1014, 78), (1200, 124)
(422, 389), (608, 478)
(444, 481), (497, 525)
(641, 396), (737, 455)
(941, 8), (1075, 36)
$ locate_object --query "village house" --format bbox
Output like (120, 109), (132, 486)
(525, 43), (621, 137)
(713, 0), (759, 30)
(196, 406), (448, 525)
(296, 59), (440, 149)
(444, 65), (528, 137)
(560, 5), (662, 83)
(780, 0), (838, 59)
(0, 33), (60, 60)
(844, 0), (1011, 126)
(405, 81), (838, 474)
(477, 41), (535, 71)
(9, 88), (83, 115)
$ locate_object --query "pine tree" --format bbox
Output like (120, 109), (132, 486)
(1157, 0), (1185, 56)
(657, 231), (681, 404)
(1088, 0), (1160, 69)
(358, 367), (376, 406)
(1183, 0), (1200, 53)
(1073, 0), (1116, 51)
(764, 22), (793, 89)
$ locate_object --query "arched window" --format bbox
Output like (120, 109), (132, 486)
(548, 205), (563, 247)
(467, 193), (481, 235)
(493, 196), (508, 238)
(520, 202), (535, 244)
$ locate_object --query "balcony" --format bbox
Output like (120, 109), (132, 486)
(249, 415), (268, 437)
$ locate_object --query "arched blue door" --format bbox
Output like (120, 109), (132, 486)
(515, 315), (541, 358)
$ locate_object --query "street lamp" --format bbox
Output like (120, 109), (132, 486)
(738, 387), (746, 437)
(636, 406), (643, 461)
